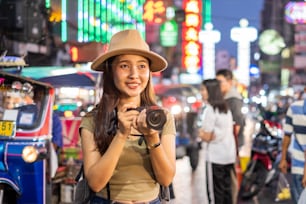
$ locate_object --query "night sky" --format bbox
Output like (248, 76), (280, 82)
(211, 0), (264, 57)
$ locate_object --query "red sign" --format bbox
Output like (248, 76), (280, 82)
(61, 118), (81, 148)
(182, 0), (202, 72)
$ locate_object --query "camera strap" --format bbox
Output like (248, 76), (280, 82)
(107, 108), (118, 137)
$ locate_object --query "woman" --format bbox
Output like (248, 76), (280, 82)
(198, 79), (236, 204)
(79, 29), (176, 204)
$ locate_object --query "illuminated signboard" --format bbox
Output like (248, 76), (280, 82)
(143, 0), (167, 24)
(231, 19), (257, 86)
(160, 20), (178, 47)
(285, 2), (306, 24)
(54, 0), (146, 43)
(199, 23), (221, 79)
(182, 0), (202, 73)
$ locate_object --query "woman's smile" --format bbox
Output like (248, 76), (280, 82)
(126, 81), (141, 89)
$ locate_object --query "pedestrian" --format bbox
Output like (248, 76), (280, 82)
(198, 79), (236, 204)
(216, 69), (245, 204)
(279, 97), (306, 203)
(79, 29), (176, 204)
(52, 109), (63, 153)
(50, 108), (64, 203)
(216, 69), (245, 150)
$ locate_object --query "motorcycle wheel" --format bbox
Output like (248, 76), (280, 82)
(239, 160), (268, 200)
(187, 145), (199, 171)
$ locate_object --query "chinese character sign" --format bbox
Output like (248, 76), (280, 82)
(143, 0), (167, 24)
(182, 0), (202, 73)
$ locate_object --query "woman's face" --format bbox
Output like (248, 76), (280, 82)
(113, 54), (150, 99)
(200, 84), (208, 102)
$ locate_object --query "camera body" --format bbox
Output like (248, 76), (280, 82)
(128, 106), (167, 131)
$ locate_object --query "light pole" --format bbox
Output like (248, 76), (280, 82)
(231, 18), (257, 86)
(199, 22), (221, 79)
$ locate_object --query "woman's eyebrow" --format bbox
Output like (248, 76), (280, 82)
(118, 59), (129, 63)
(118, 59), (149, 64)
(139, 58), (148, 62)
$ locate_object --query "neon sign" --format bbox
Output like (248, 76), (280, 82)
(182, 0), (202, 73)
(143, 0), (166, 24)
(285, 2), (306, 24)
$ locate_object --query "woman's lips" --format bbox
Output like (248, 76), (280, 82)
(126, 82), (140, 89)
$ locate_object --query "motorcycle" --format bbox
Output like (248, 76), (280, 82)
(0, 70), (55, 203)
(239, 104), (287, 200)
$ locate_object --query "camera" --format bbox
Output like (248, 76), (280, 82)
(128, 106), (167, 131)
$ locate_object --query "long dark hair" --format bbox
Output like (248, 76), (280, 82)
(202, 79), (228, 113)
(89, 56), (157, 154)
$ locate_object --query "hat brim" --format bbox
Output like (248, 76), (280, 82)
(91, 48), (168, 72)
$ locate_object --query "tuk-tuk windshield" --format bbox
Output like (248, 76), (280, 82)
(0, 72), (50, 131)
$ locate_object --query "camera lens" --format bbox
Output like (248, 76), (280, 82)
(146, 107), (166, 131)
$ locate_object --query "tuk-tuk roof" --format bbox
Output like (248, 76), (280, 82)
(20, 66), (100, 87)
(0, 71), (54, 89)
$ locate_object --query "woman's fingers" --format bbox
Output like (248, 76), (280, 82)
(117, 105), (140, 135)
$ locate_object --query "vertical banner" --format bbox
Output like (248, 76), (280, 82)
(182, 0), (202, 73)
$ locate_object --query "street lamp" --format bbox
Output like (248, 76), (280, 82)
(199, 22), (221, 79)
(231, 18), (258, 86)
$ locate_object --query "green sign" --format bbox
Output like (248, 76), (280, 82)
(259, 60), (280, 73)
(160, 20), (178, 47)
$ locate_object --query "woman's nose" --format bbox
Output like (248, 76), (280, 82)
(129, 66), (139, 78)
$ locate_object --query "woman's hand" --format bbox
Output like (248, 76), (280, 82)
(117, 104), (139, 137)
(198, 129), (214, 142)
(135, 108), (160, 137)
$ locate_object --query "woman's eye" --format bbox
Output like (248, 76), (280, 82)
(139, 64), (147, 69)
(119, 64), (129, 69)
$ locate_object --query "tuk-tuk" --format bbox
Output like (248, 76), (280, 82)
(0, 56), (55, 203)
(18, 65), (101, 203)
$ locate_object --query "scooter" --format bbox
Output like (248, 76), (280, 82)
(239, 104), (286, 200)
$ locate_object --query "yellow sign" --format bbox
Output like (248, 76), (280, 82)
(0, 121), (15, 137)
(143, 0), (166, 24)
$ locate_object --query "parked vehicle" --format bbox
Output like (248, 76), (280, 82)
(154, 84), (202, 171)
(239, 104), (289, 200)
(0, 70), (55, 203)
(20, 66), (100, 162)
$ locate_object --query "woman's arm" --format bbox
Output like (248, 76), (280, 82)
(81, 104), (140, 192)
(198, 105), (215, 142)
(137, 110), (176, 186)
(81, 128), (126, 192)
(147, 131), (176, 186)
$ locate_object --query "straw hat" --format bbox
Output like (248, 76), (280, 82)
(91, 29), (168, 72)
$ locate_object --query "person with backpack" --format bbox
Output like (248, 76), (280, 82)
(79, 29), (176, 204)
